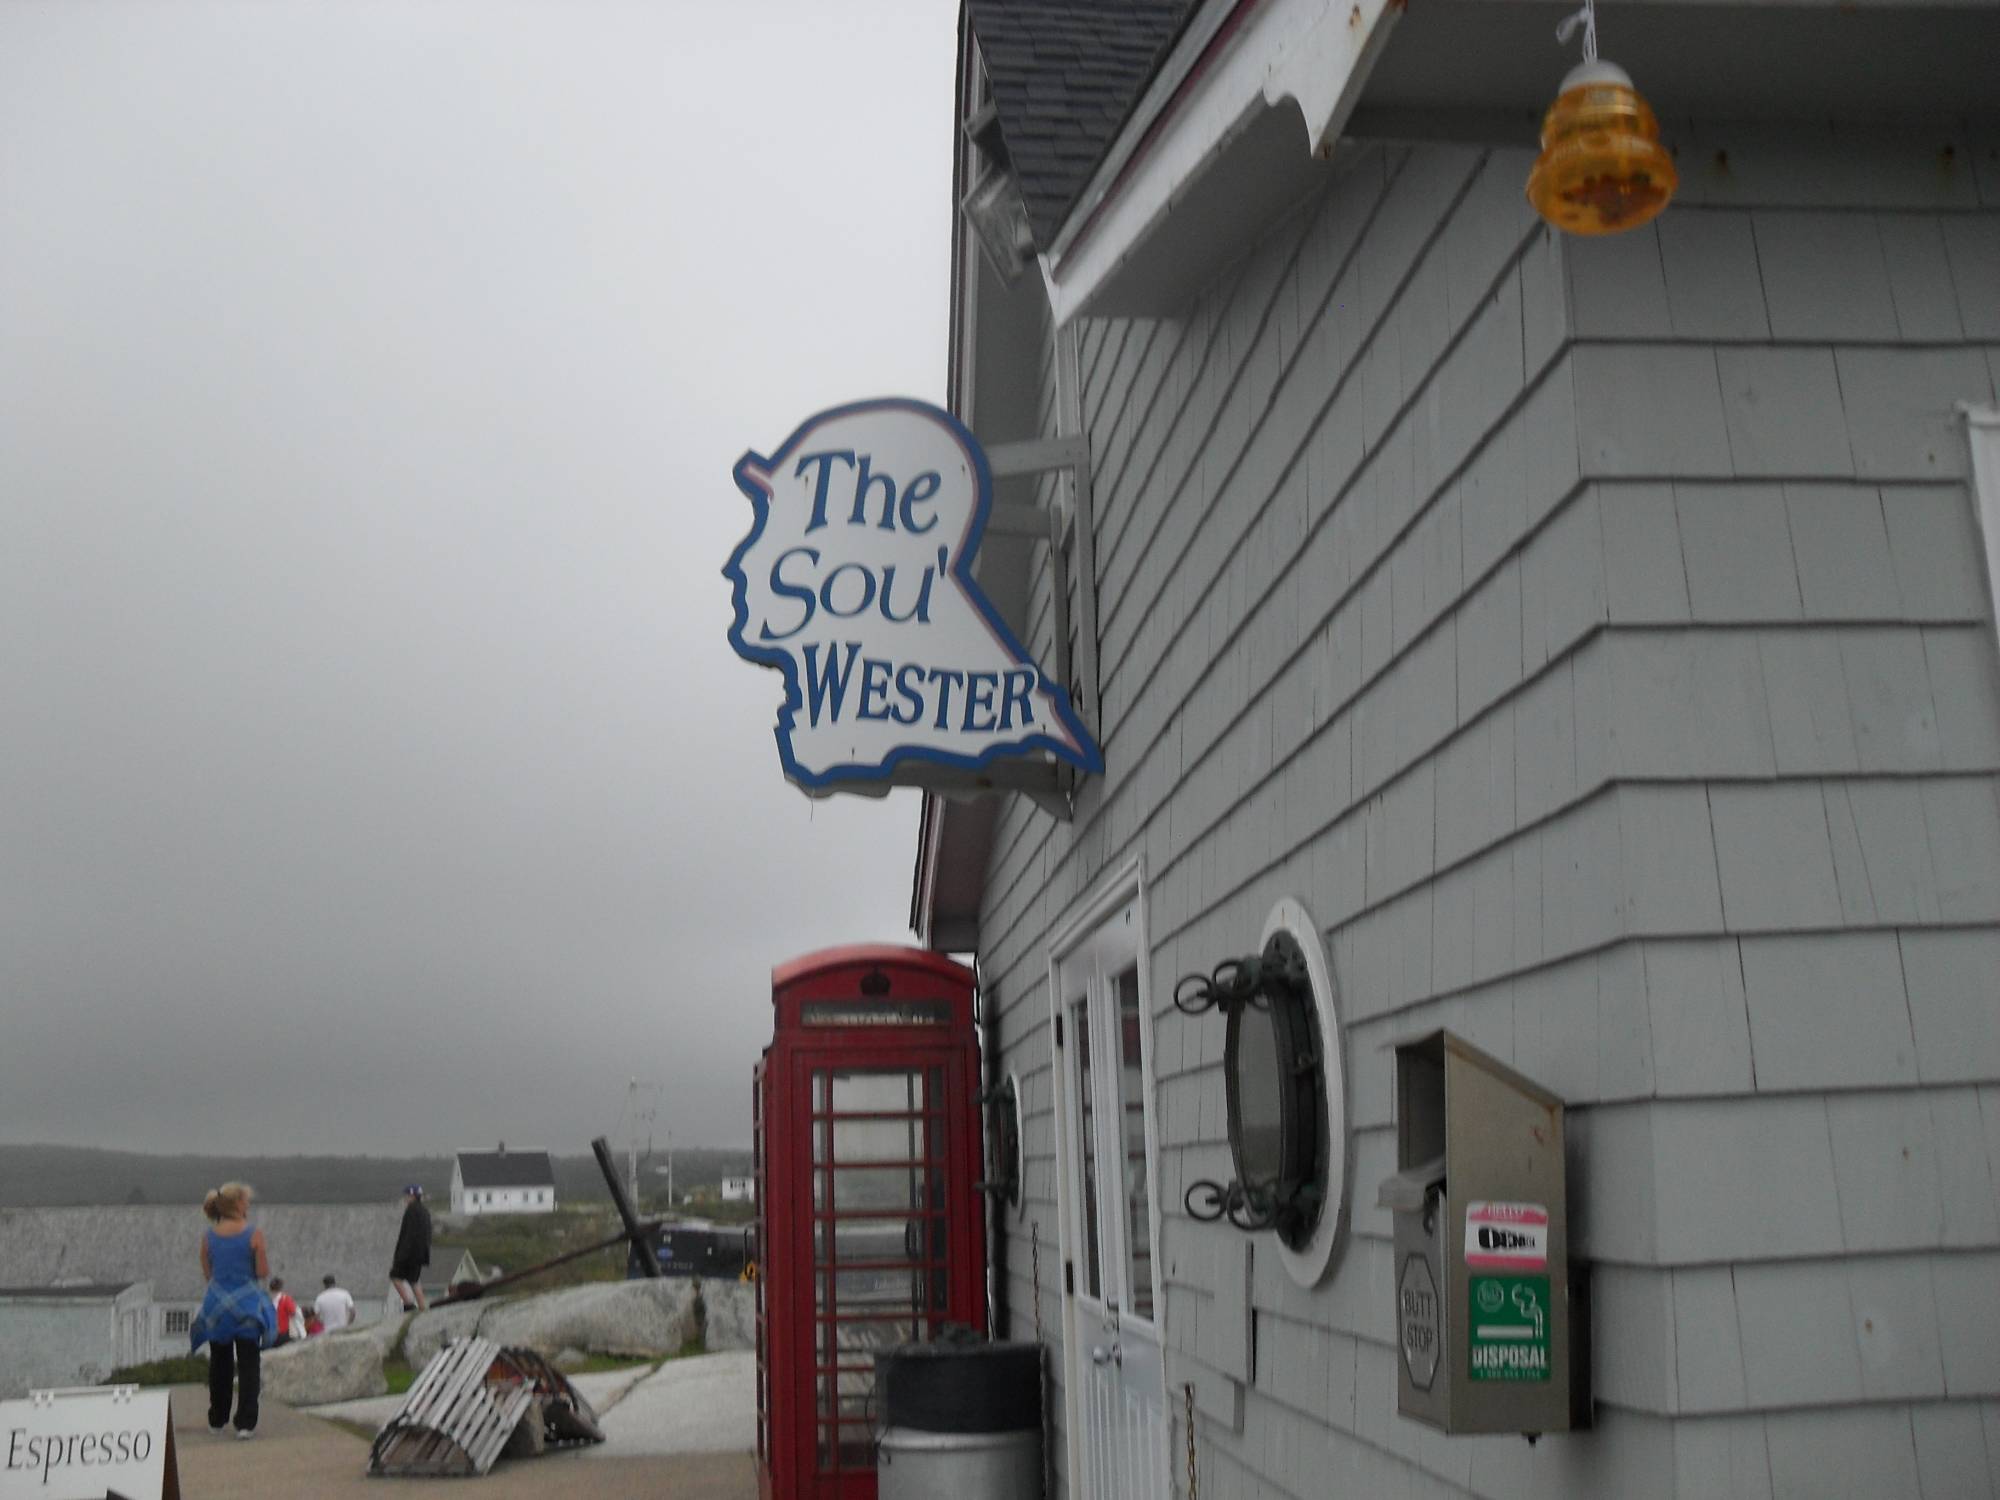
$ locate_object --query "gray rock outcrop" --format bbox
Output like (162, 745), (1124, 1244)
(352, 1309), (409, 1356)
(702, 1282), (755, 1352)
(403, 1279), (698, 1370)
(478, 1279), (696, 1359)
(401, 1301), (486, 1369)
(262, 1330), (388, 1406)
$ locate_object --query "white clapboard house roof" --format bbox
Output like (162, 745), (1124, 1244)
(453, 1148), (556, 1191)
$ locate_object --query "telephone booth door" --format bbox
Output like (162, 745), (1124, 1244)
(755, 946), (986, 1500)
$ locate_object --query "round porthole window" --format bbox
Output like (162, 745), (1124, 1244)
(1179, 899), (1348, 1287)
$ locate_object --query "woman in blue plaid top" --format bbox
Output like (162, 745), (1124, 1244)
(190, 1182), (276, 1438)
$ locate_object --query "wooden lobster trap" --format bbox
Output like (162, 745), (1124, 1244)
(368, 1337), (604, 1478)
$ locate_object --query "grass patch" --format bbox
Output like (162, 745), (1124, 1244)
(106, 1356), (207, 1387)
(437, 1203), (750, 1296)
(678, 1197), (756, 1227)
(445, 1206), (630, 1294)
(381, 1358), (417, 1395)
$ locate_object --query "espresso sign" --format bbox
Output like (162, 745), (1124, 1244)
(0, 1387), (178, 1500)
(725, 399), (1102, 790)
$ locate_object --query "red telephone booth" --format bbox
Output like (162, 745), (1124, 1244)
(754, 946), (987, 1500)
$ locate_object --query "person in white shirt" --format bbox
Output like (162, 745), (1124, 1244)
(314, 1274), (357, 1333)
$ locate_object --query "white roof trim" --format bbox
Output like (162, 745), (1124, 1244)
(1962, 403), (2000, 657)
(1041, 0), (1241, 268)
(1039, 0), (1402, 326)
(913, 793), (944, 946)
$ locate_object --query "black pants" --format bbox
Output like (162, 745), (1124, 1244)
(206, 1339), (260, 1432)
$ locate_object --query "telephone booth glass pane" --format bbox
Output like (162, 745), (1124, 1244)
(809, 1065), (947, 1474)
(1113, 964), (1156, 1320)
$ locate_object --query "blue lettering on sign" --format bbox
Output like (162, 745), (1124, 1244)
(758, 548), (943, 643)
(795, 448), (947, 536)
(801, 642), (861, 725)
(723, 397), (1105, 789)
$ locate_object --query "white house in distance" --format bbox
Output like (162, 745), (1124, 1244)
(0, 1282), (154, 1398)
(449, 1145), (556, 1216)
(720, 1175), (755, 1204)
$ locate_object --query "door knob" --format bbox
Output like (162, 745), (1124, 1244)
(1090, 1344), (1122, 1368)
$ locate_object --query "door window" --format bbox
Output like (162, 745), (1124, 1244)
(1111, 963), (1154, 1320)
(1060, 902), (1160, 1327)
(1071, 997), (1104, 1300)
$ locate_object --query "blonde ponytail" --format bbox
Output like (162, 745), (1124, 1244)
(211, 1182), (253, 1220)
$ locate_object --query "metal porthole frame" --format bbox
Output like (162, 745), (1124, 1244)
(1262, 897), (1349, 1288)
(1215, 929), (1322, 1247)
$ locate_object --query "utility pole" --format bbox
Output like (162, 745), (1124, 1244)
(625, 1078), (659, 1210)
(651, 1137), (677, 1215)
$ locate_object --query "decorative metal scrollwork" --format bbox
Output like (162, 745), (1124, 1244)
(1186, 1176), (1329, 1233)
(1184, 1177), (1281, 1231)
(1172, 940), (1308, 1017)
(1180, 929), (1329, 1252)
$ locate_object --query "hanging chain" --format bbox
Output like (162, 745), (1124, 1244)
(1183, 1382), (1199, 1500)
(1031, 1220), (1043, 1347)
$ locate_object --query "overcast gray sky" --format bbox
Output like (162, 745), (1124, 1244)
(0, 0), (955, 1156)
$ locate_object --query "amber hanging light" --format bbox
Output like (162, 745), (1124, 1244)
(1526, 0), (1676, 236)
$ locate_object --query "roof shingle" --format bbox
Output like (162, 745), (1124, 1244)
(455, 1150), (556, 1190)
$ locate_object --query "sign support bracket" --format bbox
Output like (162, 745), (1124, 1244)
(982, 425), (1099, 809)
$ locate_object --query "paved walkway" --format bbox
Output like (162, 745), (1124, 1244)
(168, 1350), (759, 1498)
(584, 1349), (756, 1459)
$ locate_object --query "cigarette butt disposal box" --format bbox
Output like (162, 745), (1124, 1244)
(1377, 1030), (1589, 1436)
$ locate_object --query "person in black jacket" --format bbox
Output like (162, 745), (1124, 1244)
(389, 1184), (431, 1312)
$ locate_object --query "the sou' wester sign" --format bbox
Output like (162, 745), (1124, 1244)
(725, 399), (1103, 790)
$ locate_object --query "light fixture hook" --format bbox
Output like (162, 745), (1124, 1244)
(1555, 0), (1598, 62)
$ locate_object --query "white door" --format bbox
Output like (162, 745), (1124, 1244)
(1053, 881), (1169, 1500)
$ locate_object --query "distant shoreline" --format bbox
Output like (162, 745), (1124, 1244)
(0, 1143), (752, 1210)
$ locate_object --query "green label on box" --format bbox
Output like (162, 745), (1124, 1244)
(1468, 1274), (1551, 1382)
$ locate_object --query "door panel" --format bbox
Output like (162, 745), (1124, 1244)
(1055, 891), (1170, 1500)
(795, 1055), (970, 1491)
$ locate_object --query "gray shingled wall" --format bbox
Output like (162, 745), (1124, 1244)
(976, 132), (2000, 1499)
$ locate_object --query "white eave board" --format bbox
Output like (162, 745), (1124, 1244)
(1040, 0), (1404, 326)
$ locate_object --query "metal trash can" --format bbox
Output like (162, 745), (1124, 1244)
(878, 1427), (1040, 1496)
(876, 1337), (1043, 1500)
